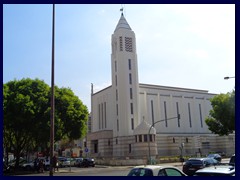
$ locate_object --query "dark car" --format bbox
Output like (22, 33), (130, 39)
(79, 158), (95, 167)
(229, 154), (235, 166)
(182, 157), (219, 176)
(207, 153), (222, 162)
(75, 158), (83, 167)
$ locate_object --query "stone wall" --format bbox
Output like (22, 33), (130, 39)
(96, 158), (147, 166)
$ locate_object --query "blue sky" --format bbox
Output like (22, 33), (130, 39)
(3, 4), (235, 111)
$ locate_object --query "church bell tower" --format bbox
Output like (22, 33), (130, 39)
(111, 12), (140, 155)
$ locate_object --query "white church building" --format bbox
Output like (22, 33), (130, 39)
(86, 13), (235, 165)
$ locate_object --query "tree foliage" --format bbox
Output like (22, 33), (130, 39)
(205, 89), (235, 136)
(3, 78), (88, 167)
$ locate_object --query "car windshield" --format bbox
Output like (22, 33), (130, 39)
(128, 168), (153, 176)
(187, 160), (202, 165)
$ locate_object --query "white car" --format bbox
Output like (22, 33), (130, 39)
(127, 165), (187, 176)
(194, 165), (235, 176)
(58, 157), (71, 167)
(21, 161), (34, 171)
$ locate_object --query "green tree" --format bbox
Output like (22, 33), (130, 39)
(3, 78), (50, 168)
(205, 90), (235, 136)
(55, 87), (88, 141)
(3, 78), (88, 168)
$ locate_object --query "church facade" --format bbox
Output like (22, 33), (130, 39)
(86, 13), (235, 164)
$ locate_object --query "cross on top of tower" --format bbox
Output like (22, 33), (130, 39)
(120, 7), (123, 16)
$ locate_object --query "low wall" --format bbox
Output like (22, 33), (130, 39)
(96, 158), (147, 166)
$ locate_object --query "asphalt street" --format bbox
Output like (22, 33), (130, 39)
(13, 158), (230, 176)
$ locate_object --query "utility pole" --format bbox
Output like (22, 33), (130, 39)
(49, 4), (55, 176)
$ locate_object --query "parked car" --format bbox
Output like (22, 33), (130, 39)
(127, 165), (187, 176)
(207, 153), (222, 162)
(79, 158), (95, 167)
(21, 161), (35, 171)
(194, 165), (235, 176)
(229, 154), (235, 166)
(58, 157), (70, 167)
(215, 151), (226, 157)
(69, 158), (76, 166)
(75, 158), (83, 167)
(182, 157), (219, 176)
(8, 158), (27, 170)
(21, 157), (50, 171)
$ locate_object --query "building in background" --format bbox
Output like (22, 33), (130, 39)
(86, 13), (235, 165)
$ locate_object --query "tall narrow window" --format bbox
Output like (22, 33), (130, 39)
(116, 104), (118, 116)
(130, 103), (133, 114)
(144, 135), (148, 142)
(117, 119), (119, 131)
(115, 61), (117, 72)
(101, 103), (103, 129)
(98, 104), (101, 129)
(149, 134), (153, 142)
(128, 59), (132, 70)
(94, 143), (98, 153)
(139, 135), (142, 142)
(116, 89), (118, 101)
(188, 103), (192, 128)
(199, 104), (203, 128)
(151, 100), (155, 126)
(130, 88), (133, 99)
(129, 144), (132, 153)
(116, 138), (118, 144)
(119, 36), (123, 51)
(129, 73), (132, 84)
(131, 118), (134, 130)
(115, 75), (117, 86)
(164, 101), (168, 127)
(104, 102), (107, 128)
(135, 135), (137, 142)
(176, 102), (180, 127)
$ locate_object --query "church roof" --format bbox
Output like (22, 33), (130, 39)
(114, 13), (132, 32)
(133, 120), (156, 135)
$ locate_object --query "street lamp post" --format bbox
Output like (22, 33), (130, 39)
(49, 4), (55, 176)
(147, 114), (180, 165)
